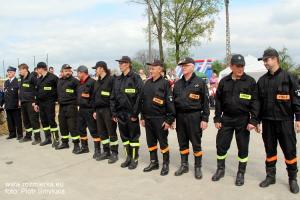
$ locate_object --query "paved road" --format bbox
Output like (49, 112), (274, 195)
(0, 116), (299, 200)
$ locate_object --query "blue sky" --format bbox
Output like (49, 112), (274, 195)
(0, 0), (299, 76)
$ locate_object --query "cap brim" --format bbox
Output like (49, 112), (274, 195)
(92, 66), (97, 69)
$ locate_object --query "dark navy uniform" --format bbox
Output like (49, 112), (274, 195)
(4, 74), (23, 139)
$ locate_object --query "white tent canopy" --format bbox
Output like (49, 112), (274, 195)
(218, 55), (268, 81)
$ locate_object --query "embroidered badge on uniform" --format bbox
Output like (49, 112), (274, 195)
(295, 89), (300, 97)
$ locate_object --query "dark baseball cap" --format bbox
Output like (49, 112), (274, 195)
(231, 54), (245, 66)
(258, 48), (279, 61)
(76, 65), (88, 73)
(178, 57), (195, 65)
(93, 61), (107, 69)
(61, 64), (72, 70)
(146, 59), (164, 67)
(116, 56), (131, 63)
(36, 62), (47, 69)
(7, 66), (16, 72)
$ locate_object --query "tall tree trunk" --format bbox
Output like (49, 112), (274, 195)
(175, 43), (180, 64)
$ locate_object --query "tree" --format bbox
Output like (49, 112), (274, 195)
(163, 0), (221, 63)
(131, 60), (144, 73)
(134, 49), (160, 66)
(211, 60), (224, 75)
(278, 47), (295, 71)
(132, 0), (167, 62)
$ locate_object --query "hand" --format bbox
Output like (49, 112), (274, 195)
(295, 121), (300, 133)
(200, 121), (208, 130)
(255, 124), (261, 134)
(247, 123), (256, 131)
(215, 122), (222, 130)
(93, 112), (96, 120)
(130, 117), (137, 122)
(34, 105), (39, 112)
(162, 122), (171, 130)
(112, 117), (118, 123)
(140, 119), (145, 127)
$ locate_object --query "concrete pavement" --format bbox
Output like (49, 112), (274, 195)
(0, 116), (299, 200)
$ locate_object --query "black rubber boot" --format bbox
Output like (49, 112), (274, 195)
(32, 133), (41, 145)
(143, 151), (159, 172)
(212, 159), (225, 181)
(40, 131), (52, 146)
(128, 146), (139, 170)
(259, 167), (276, 187)
(55, 142), (69, 150)
(161, 152), (170, 176)
(175, 154), (189, 176)
(51, 130), (60, 148)
(19, 132), (32, 143)
(121, 145), (131, 168)
(235, 162), (247, 186)
(288, 168), (299, 194)
(195, 156), (203, 179)
(77, 140), (90, 154)
(93, 141), (101, 159)
(72, 142), (81, 154)
(7, 134), (17, 140)
(108, 152), (118, 164)
(97, 144), (110, 161)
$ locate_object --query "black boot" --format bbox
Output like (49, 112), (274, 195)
(51, 130), (60, 148)
(40, 131), (52, 146)
(259, 167), (276, 187)
(195, 156), (203, 179)
(128, 146), (139, 170)
(72, 142), (81, 154)
(212, 159), (225, 181)
(56, 141), (69, 150)
(161, 152), (170, 176)
(7, 134), (17, 140)
(32, 133), (41, 145)
(77, 140), (90, 154)
(108, 151), (119, 164)
(121, 145), (131, 168)
(235, 162), (247, 186)
(175, 154), (189, 176)
(97, 144), (110, 161)
(93, 141), (101, 159)
(19, 131), (32, 143)
(288, 168), (299, 194)
(143, 151), (159, 172)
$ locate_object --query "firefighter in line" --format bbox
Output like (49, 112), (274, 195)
(212, 54), (260, 186)
(18, 63), (41, 145)
(76, 65), (98, 154)
(3, 66), (23, 140)
(56, 64), (81, 154)
(92, 61), (119, 163)
(140, 59), (175, 176)
(257, 48), (299, 194)
(110, 56), (143, 170)
(173, 57), (210, 179)
(33, 62), (60, 147)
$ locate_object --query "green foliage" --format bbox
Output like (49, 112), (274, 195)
(211, 60), (224, 75)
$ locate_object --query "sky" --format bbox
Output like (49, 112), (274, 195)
(0, 0), (299, 75)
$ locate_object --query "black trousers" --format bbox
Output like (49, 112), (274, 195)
(176, 111), (203, 157)
(6, 108), (23, 138)
(118, 112), (141, 160)
(58, 104), (79, 143)
(145, 117), (169, 154)
(216, 115), (250, 162)
(96, 107), (118, 153)
(21, 102), (40, 139)
(78, 107), (98, 140)
(39, 101), (59, 139)
(262, 120), (297, 171)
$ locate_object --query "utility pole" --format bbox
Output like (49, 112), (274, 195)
(33, 56), (36, 67)
(2, 60), (5, 78)
(225, 0), (231, 67)
(17, 58), (20, 66)
(46, 53), (49, 65)
(148, 0), (152, 62)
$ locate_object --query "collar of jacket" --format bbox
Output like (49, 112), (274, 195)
(151, 75), (163, 83)
(80, 76), (90, 84)
(121, 70), (134, 78)
(98, 74), (108, 83)
(267, 67), (282, 77)
(225, 72), (247, 81)
(182, 72), (196, 83)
